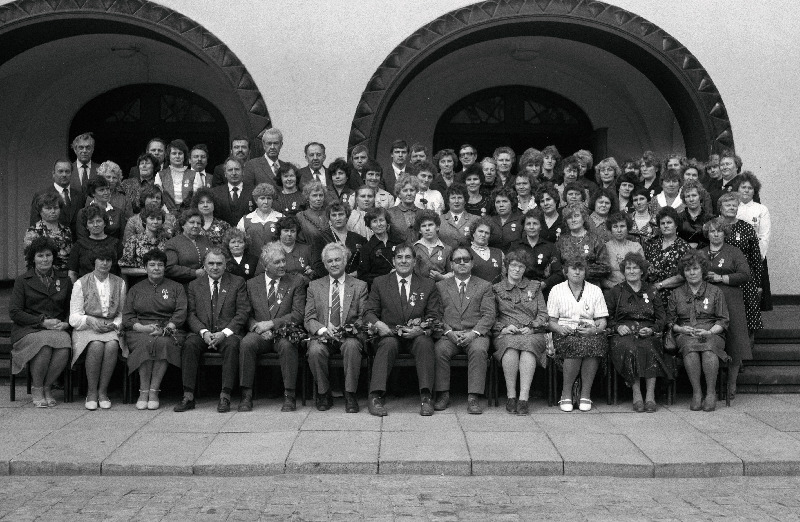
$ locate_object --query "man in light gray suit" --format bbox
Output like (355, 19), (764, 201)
(305, 243), (369, 413)
(433, 246), (496, 414)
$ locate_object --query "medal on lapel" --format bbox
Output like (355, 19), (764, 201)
(244, 263), (250, 274)
(183, 180), (190, 188)
(491, 258), (498, 267)
(703, 297), (709, 309)
(292, 201), (297, 210)
(583, 244), (590, 254)
(409, 293), (417, 307)
(480, 208), (486, 215)
(510, 223), (516, 232)
(643, 293), (649, 304)
(277, 292), (283, 305)
(718, 259), (724, 267)
(55, 279), (61, 292)
(437, 252), (442, 261)
(270, 224), (276, 233)
(555, 227), (561, 239)
(162, 288), (169, 300)
(464, 225), (470, 234)
(735, 233), (741, 241)
(527, 290), (533, 301)
(108, 218), (113, 226)
(537, 253), (544, 265)
(584, 302), (590, 311)
(299, 257), (306, 267)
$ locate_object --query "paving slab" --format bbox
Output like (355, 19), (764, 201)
(194, 432), (296, 475)
(709, 431), (800, 476)
(286, 431), (379, 474)
(63, 409), (159, 430)
(221, 410), (307, 432)
(729, 394), (800, 411)
(139, 409), (233, 433)
(381, 411), (461, 431)
(774, 394), (800, 408)
(465, 431), (562, 475)
(11, 428), (135, 475)
(0, 408), (86, 430)
(534, 413), (621, 434)
(455, 410), (541, 432)
(548, 432), (653, 477)
(301, 411), (382, 431)
(746, 411), (800, 432)
(626, 432), (742, 478)
(603, 411), (699, 434)
(672, 409), (778, 433)
(0, 430), (47, 475)
(103, 432), (215, 475)
(380, 431), (470, 475)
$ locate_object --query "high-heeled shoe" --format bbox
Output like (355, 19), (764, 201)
(31, 386), (48, 409)
(147, 389), (160, 410)
(136, 389), (149, 410)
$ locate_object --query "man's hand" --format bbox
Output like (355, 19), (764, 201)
(458, 331), (478, 346)
(402, 325), (424, 339)
(617, 325), (632, 336)
(204, 331), (225, 348)
(374, 321), (393, 337)
(253, 320), (275, 334)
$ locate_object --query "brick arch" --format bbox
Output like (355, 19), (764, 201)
(349, 0), (733, 160)
(0, 0), (270, 135)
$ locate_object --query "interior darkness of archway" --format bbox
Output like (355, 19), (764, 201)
(433, 85), (595, 165)
(69, 84), (230, 175)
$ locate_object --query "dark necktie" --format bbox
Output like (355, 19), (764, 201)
(459, 281), (466, 305)
(81, 164), (89, 189)
(271, 161), (279, 178)
(62, 188), (71, 208)
(330, 279), (341, 328)
(267, 280), (277, 317)
(231, 186), (239, 206)
(314, 170), (321, 183)
(211, 280), (220, 330)
(400, 278), (408, 309)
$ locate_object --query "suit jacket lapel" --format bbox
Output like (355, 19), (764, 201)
(342, 277), (354, 321)
(319, 278), (331, 326)
(214, 274), (229, 320)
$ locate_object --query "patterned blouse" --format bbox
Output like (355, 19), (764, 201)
(24, 221), (72, 270)
(120, 232), (166, 268)
(556, 231), (611, 285)
(200, 217), (231, 247)
(643, 236), (689, 303)
(629, 211), (657, 245)
(726, 219), (763, 331)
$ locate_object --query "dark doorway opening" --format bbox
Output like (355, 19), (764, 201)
(69, 83), (230, 175)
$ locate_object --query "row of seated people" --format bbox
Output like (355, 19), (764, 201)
(11, 219), (738, 416)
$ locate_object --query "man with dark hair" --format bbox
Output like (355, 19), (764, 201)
(298, 142), (329, 187)
(213, 136), (250, 187)
(364, 244), (441, 417)
(410, 143), (429, 165)
(211, 157), (254, 227)
(190, 144), (213, 188)
(382, 139), (409, 196)
(457, 143), (478, 173)
(244, 128), (283, 188)
(128, 138), (167, 180)
(30, 159), (82, 236)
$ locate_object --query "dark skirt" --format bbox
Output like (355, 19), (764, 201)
(717, 284), (752, 363)
(493, 333), (548, 368)
(609, 334), (674, 386)
(125, 330), (185, 374)
(553, 333), (608, 360)
(676, 333), (730, 362)
(761, 257), (772, 311)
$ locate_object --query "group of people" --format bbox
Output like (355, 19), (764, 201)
(12, 129), (770, 415)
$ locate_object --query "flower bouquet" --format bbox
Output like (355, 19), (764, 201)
(396, 317), (444, 337)
(273, 322), (308, 344)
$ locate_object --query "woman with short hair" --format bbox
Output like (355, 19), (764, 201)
(602, 212), (645, 289)
(164, 209), (211, 284)
(238, 182), (284, 255)
(120, 152), (160, 215)
(556, 203), (611, 286)
(123, 185), (176, 242)
(678, 180), (712, 249)
(294, 180), (328, 245)
(468, 218), (504, 285)
(412, 210), (453, 281)
(629, 187), (658, 245)
(68, 205), (122, 281)
(274, 162), (305, 216)
(535, 184), (564, 243)
(222, 227), (259, 281)
(24, 192), (72, 270)
(358, 207), (405, 287)
(274, 215), (318, 281)
(595, 157), (621, 191)
(192, 187), (230, 247)
(386, 173), (422, 243)
(119, 206), (168, 268)
(736, 171), (772, 311)
(154, 139), (202, 212)
(463, 166), (489, 217)
(77, 176), (126, 241)
(643, 207), (689, 303)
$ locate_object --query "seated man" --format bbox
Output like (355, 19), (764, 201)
(176, 248), (250, 413)
(305, 243), (369, 413)
(433, 247), (496, 415)
(364, 244), (441, 416)
(239, 243), (306, 412)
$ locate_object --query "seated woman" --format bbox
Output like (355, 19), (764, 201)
(438, 183), (478, 248)
(556, 203), (611, 287)
(492, 250), (549, 415)
(274, 215), (320, 282)
(468, 218), (504, 285)
(327, 158), (355, 205)
(68, 205), (122, 282)
(123, 185), (176, 242)
(701, 217), (752, 400)
(602, 213), (644, 289)
(508, 209), (562, 295)
(643, 207), (690, 304)
(9, 237), (73, 408)
(463, 165), (489, 217)
(548, 256), (609, 412)
(119, 205), (168, 269)
(347, 185), (376, 240)
(606, 252), (671, 412)
(536, 184), (564, 243)
(274, 162), (305, 216)
(238, 182), (284, 255)
(587, 188), (616, 243)
(77, 176), (127, 241)
(678, 180), (711, 249)
(164, 209), (211, 285)
(487, 187), (524, 250)
(629, 187), (658, 245)
(124, 249), (187, 410)
(192, 187), (230, 247)
(294, 180), (328, 245)
(68, 246), (127, 410)
(412, 210), (453, 281)
(358, 206), (405, 287)
(667, 250), (730, 412)
(386, 173), (421, 243)
(24, 192), (72, 271)
(223, 227), (259, 280)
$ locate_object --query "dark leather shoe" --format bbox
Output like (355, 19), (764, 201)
(237, 395), (253, 412)
(433, 391), (450, 411)
(173, 397), (195, 412)
(368, 396), (387, 417)
(690, 395), (703, 411)
(703, 395), (717, 412)
(516, 399), (530, 415)
(316, 391), (333, 411)
(345, 392), (359, 413)
(633, 400), (645, 413)
(506, 397), (517, 414)
(217, 397), (231, 413)
(644, 401), (657, 413)
(467, 396), (482, 415)
(420, 394), (434, 416)
(281, 393), (297, 412)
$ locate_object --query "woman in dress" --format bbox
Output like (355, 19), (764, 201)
(616, 172), (637, 213)
(492, 249), (549, 415)
(463, 165), (489, 217)
(629, 187), (658, 245)
(643, 207), (690, 304)
(164, 209), (211, 285)
(124, 249), (187, 410)
(346, 185), (376, 240)
(667, 250), (730, 412)
(386, 174), (421, 243)
(154, 139), (202, 213)
(438, 183), (478, 248)
(587, 188), (616, 243)
(678, 181), (711, 249)
(9, 237), (72, 408)
(410, 161), (445, 214)
(68, 246), (126, 410)
(480, 157), (498, 195)
(274, 162), (305, 216)
(736, 171), (772, 311)
(68, 205), (122, 282)
(120, 152), (159, 216)
(24, 193), (72, 270)
(223, 227), (259, 281)
(639, 151), (661, 200)
(119, 206), (168, 268)
(412, 210), (453, 281)
(536, 184), (564, 243)
(701, 217), (752, 399)
(77, 176), (126, 241)
(556, 203), (610, 286)
(595, 157), (620, 192)
(488, 187), (524, 250)
(606, 252), (671, 412)
(358, 206), (405, 287)
(237, 182), (284, 255)
(493, 147), (516, 191)
(327, 158), (355, 205)
(648, 168), (685, 215)
(548, 256), (609, 412)
(430, 149), (460, 197)
(123, 185), (176, 242)
(515, 173), (538, 214)
(468, 218), (504, 285)
(274, 215), (318, 282)
(192, 187), (230, 246)
(294, 181), (327, 246)
(602, 212), (644, 289)
(508, 209), (562, 295)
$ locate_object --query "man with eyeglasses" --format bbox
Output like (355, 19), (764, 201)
(433, 247), (496, 414)
(457, 144), (478, 173)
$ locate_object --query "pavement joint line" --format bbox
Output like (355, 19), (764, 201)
(541, 425), (566, 476)
(622, 432), (655, 478)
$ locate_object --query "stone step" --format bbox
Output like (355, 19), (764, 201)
(751, 344), (800, 362)
(738, 366), (800, 386)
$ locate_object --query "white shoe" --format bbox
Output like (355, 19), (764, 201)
(136, 390), (148, 410)
(578, 398), (593, 412)
(558, 399), (573, 412)
(99, 398), (112, 410)
(147, 389), (160, 410)
(85, 399), (98, 411)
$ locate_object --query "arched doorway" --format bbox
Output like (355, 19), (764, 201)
(349, 1), (733, 162)
(433, 85), (594, 158)
(70, 84), (230, 174)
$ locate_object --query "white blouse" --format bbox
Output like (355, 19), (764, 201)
(68, 276), (125, 330)
(547, 280), (608, 329)
(737, 200), (771, 258)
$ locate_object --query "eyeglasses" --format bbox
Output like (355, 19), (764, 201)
(460, 151), (476, 157)
(451, 256), (472, 264)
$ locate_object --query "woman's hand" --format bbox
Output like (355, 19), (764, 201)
(551, 324), (574, 336)
(517, 326), (531, 335)
(500, 325), (519, 335)
(706, 271), (723, 284)
(638, 327), (653, 337)
(617, 325), (632, 336)
(148, 324), (163, 337)
(576, 324), (597, 336)
(429, 270), (443, 281)
(42, 318), (61, 329)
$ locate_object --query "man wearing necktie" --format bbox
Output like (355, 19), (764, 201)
(433, 247), (496, 414)
(382, 139), (409, 196)
(70, 132), (99, 200)
(364, 244), (442, 416)
(239, 243), (306, 412)
(305, 243), (368, 412)
(29, 159), (82, 237)
(243, 128), (283, 188)
(176, 249), (250, 413)
(190, 144), (214, 188)
(298, 142), (329, 188)
(211, 158), (254, 227)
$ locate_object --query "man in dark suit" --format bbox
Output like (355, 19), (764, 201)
(382, 139), (409, 196)
(364, 244), (441, 417)
(30, 159), (82, 237)
(305, 243), (369, 413)
(433, 247), (496, 415)
(243, 127), (283, 188)
(211, 157), (254, 227)
(71, 132), (100, 196)
(239, 243), (307, 412)
(298, 142), (330, 188)
(175, 248), (251, 413)
(190, 144), (214, 189)
(213, 136), (250, 187)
